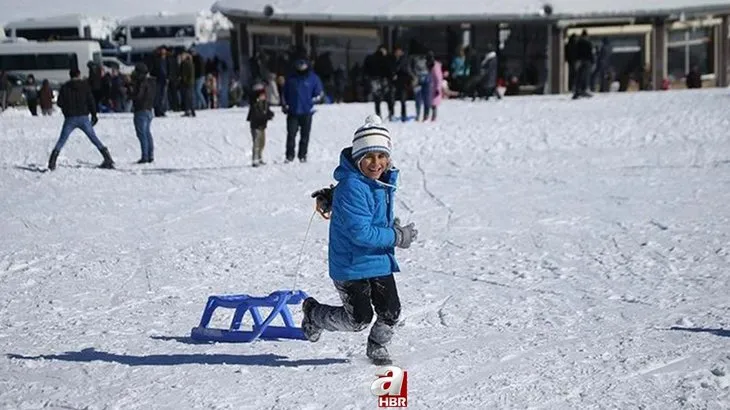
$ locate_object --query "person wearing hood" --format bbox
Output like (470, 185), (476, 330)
(131, 62), (157, 163)
(479, 47), (501, 100)
(302, 114), (419, 365)
(282, 58), (324, 163)
(23, 74), (39, 116)
(48, 68), (114, 171)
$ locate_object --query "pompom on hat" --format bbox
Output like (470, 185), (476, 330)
(351, 114), (392, 161)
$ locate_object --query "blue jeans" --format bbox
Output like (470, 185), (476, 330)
(414, 77), (432, 120)
(134, 110), (154, 160)
(53, 116), (104, 152)
(194, 77), (205, 109)
(154, 81), (168, 115)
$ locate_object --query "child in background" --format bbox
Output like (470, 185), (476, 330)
(39, 79), (54, 116)
(246, 82), (274, 167)
(205, 73), (218, 109)
(303, 114), (418, 365)
(430, 58), (443, 121)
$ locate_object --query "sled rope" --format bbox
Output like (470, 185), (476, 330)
(292, 210), (317, 291)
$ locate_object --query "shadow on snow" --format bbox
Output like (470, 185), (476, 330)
(6, 347), (348, 367)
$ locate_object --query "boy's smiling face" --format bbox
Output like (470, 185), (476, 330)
(358, 152), (390, 180)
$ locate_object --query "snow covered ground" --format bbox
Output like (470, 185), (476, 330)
(1, 90), (729, 409)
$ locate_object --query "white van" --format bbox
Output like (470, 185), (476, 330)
(0, 40), (102, 87)
(113, 13), (202, 51)
(4, 14), (113, 41)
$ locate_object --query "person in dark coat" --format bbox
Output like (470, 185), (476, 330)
(167, 50), (181, 111)
(39, 79), (54, 115)
(0, 70), (9, 111)
(573, 30), (595, 99)
(565, 34), (578, 92)
(479, 48), (501, 101)
(391, 45), (413, 122)
(151, 47), (169, 117)
(87, 61), (103, 108)
(591, 37), (612, 92)
(23, 74), (39, 116)
(333, 64), (347, 103)
(686, 65), (702, 89)
(364, 45), (394, 119)
(180, 52), (196, 117)
(314, 51), (335, 102)
(48, 68), (114, 170)
(246, 82), (274, 167)
(130, 63), (157, 163)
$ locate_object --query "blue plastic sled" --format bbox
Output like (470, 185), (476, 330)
(190, 290), (309, 343)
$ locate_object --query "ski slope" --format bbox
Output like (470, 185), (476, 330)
(1, 90), (729, 409)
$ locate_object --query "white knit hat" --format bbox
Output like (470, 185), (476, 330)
(351, 115), (392, 160)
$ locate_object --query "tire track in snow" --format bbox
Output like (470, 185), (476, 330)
(416, 159), (454, 231)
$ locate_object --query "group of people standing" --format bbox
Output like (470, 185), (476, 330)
(362, 42), (500, 123)
(565, 30), (613, 99)
(0, 71), (54, 115)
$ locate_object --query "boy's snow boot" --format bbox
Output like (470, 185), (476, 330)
(367, 338), (392, 365)
(99, 147), (115, 169)
(48, 149), (59, 171)
(301, 297), (323, 342)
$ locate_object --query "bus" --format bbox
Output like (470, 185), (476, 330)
(0, 40), (102, 87)
(4, 14), (113, 41)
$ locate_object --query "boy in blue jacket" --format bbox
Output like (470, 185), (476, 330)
(302, 115), (418, 365)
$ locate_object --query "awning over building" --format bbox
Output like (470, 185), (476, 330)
(213, 0), (730, 23)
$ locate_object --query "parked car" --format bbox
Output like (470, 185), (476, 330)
(5, 72), (27, 106)
(101, 56), (135, 75)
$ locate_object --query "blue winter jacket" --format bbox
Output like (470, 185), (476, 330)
(328, 148), (400, 281)
(283, 69), (323, 116)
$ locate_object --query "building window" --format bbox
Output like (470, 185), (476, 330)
(0, 53), (78, 70)
(667, 28), (713, 80)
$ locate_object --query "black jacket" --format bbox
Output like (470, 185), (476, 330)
(57, 79), (96, 118)
(132, 76), (157, 112)
(246, 98), (274, 129)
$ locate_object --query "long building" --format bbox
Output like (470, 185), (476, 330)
(213, 0), (730, 94)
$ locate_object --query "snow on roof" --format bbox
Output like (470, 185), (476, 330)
(213, 0), (730, 22)
(4, 14), (104, 29)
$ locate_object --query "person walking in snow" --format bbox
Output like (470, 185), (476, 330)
(130, 63), (157, 163)
(48, 68), (114, 171)
(246, 82), (274, 167)
(302, 114), (418, 365)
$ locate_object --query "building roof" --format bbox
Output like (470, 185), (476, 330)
(212, 0), (730, 22)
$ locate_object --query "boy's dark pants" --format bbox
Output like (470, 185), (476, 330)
(286, 114), (312, 161)
(309, 274), (401, 348)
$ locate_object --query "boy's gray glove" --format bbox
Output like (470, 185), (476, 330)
(393, 218), (418, 248)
